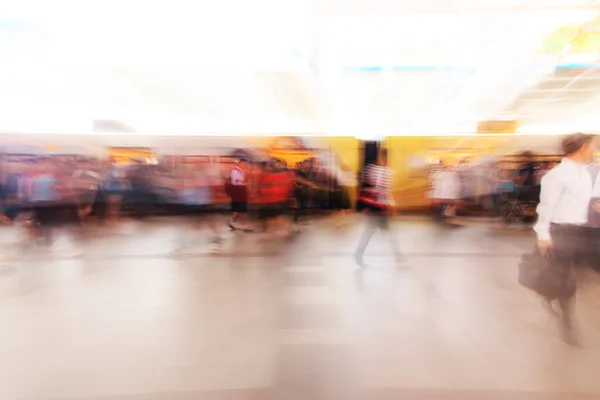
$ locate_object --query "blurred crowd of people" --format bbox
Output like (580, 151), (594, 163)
(0, 152), (355, 255)
(3, 135), (600, 347)
(429, 154), (556, 224)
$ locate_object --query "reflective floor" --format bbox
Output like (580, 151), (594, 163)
(2, 215), (600, 399)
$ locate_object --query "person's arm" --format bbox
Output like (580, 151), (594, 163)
(533, 171), (562, 244)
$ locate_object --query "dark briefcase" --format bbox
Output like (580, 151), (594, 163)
(518, 248), (575, 300)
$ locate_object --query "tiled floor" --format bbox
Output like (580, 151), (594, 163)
(1, 215), (600, 399)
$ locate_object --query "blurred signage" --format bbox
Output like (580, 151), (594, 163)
(477, 120), (518, 134)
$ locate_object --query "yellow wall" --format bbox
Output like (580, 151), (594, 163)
(319, 136), (360, 174)
(386, 136), (516, 209)
(387, 137), (452, 209)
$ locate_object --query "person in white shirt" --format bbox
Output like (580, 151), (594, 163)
(430, 163), (461, 220)
(534, 133), (596, 345)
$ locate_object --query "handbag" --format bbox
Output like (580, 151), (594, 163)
(518, 248), (575, 300)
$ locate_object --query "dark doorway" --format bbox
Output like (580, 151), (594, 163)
(357, 141), (381, 210)
(361, 141), (380, 170)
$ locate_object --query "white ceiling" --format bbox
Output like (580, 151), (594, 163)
(1, 0), (600, 135)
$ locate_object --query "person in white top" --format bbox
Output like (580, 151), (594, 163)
(534, 133), (596, 345)
(535, 134), (595, 246)
(430, 163), (461, 220)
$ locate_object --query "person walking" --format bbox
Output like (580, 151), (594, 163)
(172, 162), (222, 255)
(228, 158), (250, 230)
(534, 133), (596, 345)
(104, 157), (128, 225)
(430, 162), (461, 221)
(293, 160), (312, 225)
(354, 149), (403, 267)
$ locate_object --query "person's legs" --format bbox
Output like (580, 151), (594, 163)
(173, 226), (192, 254)
(133, 195), (146, 219)
(431, 202), (443, 221)
(551, 225), (579, 345)
(271, 204), (290, 238)
(294, 195), (308, 224)
(379, 212), (403, 262)
(43, 205), (82, 256)
(257, 205), (269, 234)
(354, 210), (378, 266)
(206, 212), (221, 242)
(229, 211), (239, 228)
(36, 206), (55, 249)
(41, 226), (54, 248)
(77, 203), (92, 228)
(278, 212), (292, 238)
(174, 210), (204, 254)
(237, 211), (249, 230)
(229, 199), (250, 229)
(29, 208), (41, 246)
(230, 213), (250, 231)
(558, 294), (577, 344)
(491, 193), (503, 217)
(107, 194), (122, 224)
(263, 214), (277, 239)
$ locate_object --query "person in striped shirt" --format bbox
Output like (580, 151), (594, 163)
(354, 149), (403, 267)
